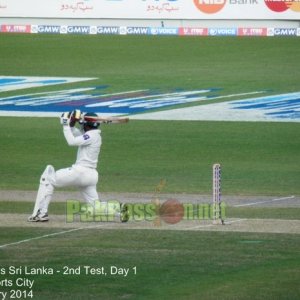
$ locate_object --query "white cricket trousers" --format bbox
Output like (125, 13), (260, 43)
(33, 164), (99, 215)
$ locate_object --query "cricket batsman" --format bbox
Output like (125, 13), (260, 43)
(28, 109), (128, 222)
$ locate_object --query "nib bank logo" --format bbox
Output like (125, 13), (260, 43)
(193, 0), (226, 14)
(264, 0), (300, 12)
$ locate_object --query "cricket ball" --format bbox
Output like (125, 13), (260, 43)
(159, 199), (184, 224)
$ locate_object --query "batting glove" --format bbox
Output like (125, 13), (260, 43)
(69, 109), (82, 127)
(72, 109), (82, 120)
(60, 112), (71, 126)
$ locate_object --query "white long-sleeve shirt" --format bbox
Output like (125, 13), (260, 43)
(63, 126), (101, 169)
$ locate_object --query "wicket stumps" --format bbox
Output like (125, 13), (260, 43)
(212, 163), (224, 225)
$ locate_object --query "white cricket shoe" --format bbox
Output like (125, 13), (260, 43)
(28, 210), (49, 222)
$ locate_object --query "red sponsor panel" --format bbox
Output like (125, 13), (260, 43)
(1, 24), (31, 33)
(238, 28), (268, 36)
(179, 27), (208, 36)
(264, 0), (300, 13)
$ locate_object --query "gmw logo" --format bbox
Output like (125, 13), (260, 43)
(193, 0), (226, 14)
(265, 0), (300, 12)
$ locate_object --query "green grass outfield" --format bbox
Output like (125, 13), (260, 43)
(0, 34), (300, 299)
(0, 118), (299, 195)
(0, 34), (299, 195)
(0, 228), (299, 300)
(1, 34), (300, 93)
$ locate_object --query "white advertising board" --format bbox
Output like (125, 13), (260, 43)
(0, 0), (300, 20)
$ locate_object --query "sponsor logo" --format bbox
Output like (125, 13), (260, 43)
(193, 0), (226, 14)
(232, 92), (300, 120)
(96, 26), (119, 35)
(60, 26), (91, 34)
(119, 27), (149, 35)
(150, 27), (178, 35)
(179, 27), (208, 36)
(1, 25), (31, 33)
(0, 85), (216, 115)
(0, 76), (96, 92)
(238, 28), (267, 36)
(144, 0), (180, 14)
(129, 91), (300, 122)
(66, 26), (90, 34)
(273, 28), (297, 35)
(1, 77), (299, 122)
(209, 28), (237, 36)
(31, 25), (61, 34)
(0, 77), (217, 116)
(264, 0), (300, 12)
(229, 0), (258, 4)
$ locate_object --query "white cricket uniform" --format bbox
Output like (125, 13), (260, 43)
(32, 126), (102, 216)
